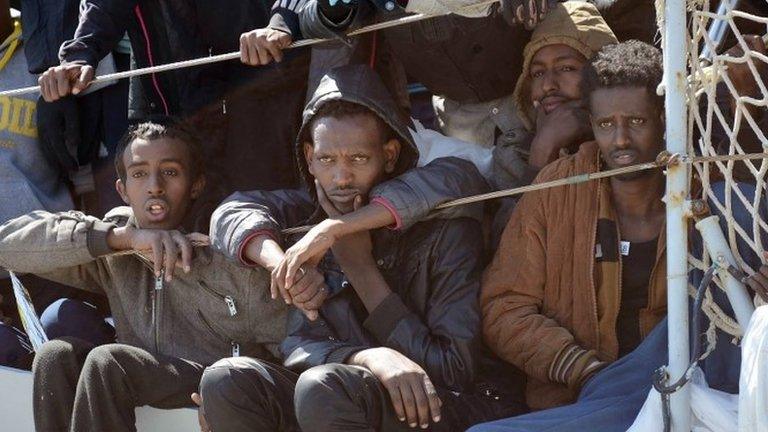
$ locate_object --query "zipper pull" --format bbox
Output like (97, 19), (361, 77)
(222, 99), (227, 115)
(224, 296), (238, 316)
(155, 272), (164, 291)
(231, 341), (240, 357)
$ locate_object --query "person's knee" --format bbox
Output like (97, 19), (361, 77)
(295, 364), (358, 427)
(200, 357), (274, 411)
(80, 344), (128, 378)
(41, 298), (113, 345)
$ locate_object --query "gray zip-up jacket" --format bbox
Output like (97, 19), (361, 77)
(0, 207), (286, 366)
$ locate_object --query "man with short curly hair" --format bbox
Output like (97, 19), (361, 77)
(472, 40), (762, 431)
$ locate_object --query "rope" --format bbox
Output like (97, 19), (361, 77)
(282, 151), (768, 235)
(0, 0), (500, 98)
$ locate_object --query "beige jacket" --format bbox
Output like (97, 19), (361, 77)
(0, 207), (287, 365)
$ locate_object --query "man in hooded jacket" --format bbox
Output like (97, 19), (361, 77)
(200, 64), (528, 431)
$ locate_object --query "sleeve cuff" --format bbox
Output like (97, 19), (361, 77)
(363, 293), (411, 343)
(87, 220), (116, 257)
(370, 197), (403, 230)
(238, 230), (280, 267)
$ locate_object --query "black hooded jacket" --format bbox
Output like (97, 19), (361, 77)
(210, 65), (525, 397)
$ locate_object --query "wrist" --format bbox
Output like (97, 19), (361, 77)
(244, 234), (285, 271)
(106, 226), (132, 251)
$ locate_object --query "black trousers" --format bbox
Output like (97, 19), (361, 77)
(200, 358), (526, 432)
(32, 337), (205, 432)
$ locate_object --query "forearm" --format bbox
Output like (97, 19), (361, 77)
(342, 261), (391, 312)
(0, 211), (112, 273)
(243, 235), (285, 271)
(319, 203), (395, 239)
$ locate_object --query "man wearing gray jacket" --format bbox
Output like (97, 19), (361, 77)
(0, 121), (290, 432)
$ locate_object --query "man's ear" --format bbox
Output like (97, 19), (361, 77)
(190, 175), (206, 200)
(383, 139), (401, 174)
(115, 179), (130, 205)
(303, 142), (315, 175)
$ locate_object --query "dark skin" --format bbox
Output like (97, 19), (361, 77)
(528, 44), (593, 169)
(590, 86), (667, 242)
(107, 137), (207, 281)
(0, 1), (11, 42)
(254, 113), (441, 429)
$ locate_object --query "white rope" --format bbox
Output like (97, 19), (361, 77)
(0, 0), (500, 98)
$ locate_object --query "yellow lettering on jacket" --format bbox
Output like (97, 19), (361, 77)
(0, 96), (37, 138)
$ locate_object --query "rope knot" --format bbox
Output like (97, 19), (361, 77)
(656, 151), (683, 167)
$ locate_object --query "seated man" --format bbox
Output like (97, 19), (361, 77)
(474, 40), (762, 431)
(492, 1), (619, 189)
(0, 121), (289, 431)
(201, 65), (527, 432)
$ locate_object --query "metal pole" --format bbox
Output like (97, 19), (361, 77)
(663, 0), (692, 430)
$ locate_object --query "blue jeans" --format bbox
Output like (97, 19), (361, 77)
(0, 298), (114, 369)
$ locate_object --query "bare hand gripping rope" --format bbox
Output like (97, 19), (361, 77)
(0, 0), (500, 98)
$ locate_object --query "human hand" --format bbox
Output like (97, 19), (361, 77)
(744, 251), (768, 303)
(271, 263), (329, 320)
(108, 227), (202, 281)
(191, 393), (211, 432)
(529, 100), (590, 169)
(239, 28), (292, 66)
(38, 63), (95, 102)
(500, 0), (558, 30)
(350, 347), (441, 429)
(724, 35), (767, 99)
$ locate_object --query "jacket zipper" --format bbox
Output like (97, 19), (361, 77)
(152, 272), (164, 353)
(197, 310), (240, 357)
(588, 183), (601, 352)
(197, 281), (238, 316)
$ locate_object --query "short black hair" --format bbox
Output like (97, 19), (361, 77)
(114, 120), (205, 182)
(581, 40), (664, 113)
(307, 100), (396, 144)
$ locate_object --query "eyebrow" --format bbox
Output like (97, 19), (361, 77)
(531, 55), (581, 66)
(126, 158), (184, 169)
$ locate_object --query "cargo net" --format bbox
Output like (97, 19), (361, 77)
(687, 0), (768, 343)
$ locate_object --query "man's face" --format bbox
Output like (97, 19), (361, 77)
(116, 137), (204, 229)
(529, 44), (588, 114)
(305, 114), (400, 214)
(590, 86), (665, 181)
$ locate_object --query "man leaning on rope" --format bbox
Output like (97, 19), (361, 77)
(471, 40), (767, 432)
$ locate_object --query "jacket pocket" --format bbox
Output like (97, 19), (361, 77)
(197, 309), (241, 357)
(197, 280), (238, 317)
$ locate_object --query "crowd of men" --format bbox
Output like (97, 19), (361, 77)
(1, 0), (768, 431)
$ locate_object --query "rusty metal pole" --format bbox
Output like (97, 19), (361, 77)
(662, 0), (692, 430)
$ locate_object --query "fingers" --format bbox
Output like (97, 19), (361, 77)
(423, 376), (441, 424)
(151, 237), (164, 277)
(398, 384), (419, 428)
(290, 269), (323, 303)
(173, 231), (193, 273)
(295, 283), (328, 311)
(352, 195), (364, 212)
(315, 180), (341, 217)
(240, 33), (251, 65)
(162, 234), (179, 282)
(265, 33), (287, 63)
(72, 66), (94, 95)
(384, 381), (407, 424)
(271, 264), (293, 304)
(408, 379), (431, 429)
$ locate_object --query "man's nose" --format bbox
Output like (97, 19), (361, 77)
(333, 165), (353, 188)
(147, 173), (165, 196)
(542, 70), (558, 93)
(614, 123), (631, 149)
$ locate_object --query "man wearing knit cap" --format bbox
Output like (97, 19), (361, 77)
(492, 1), (618, 190)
